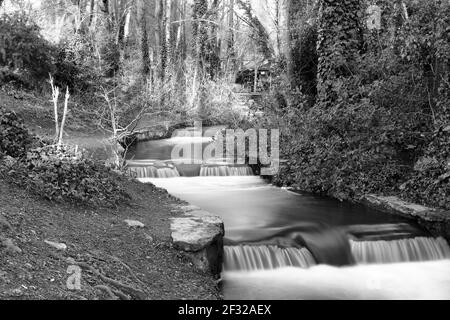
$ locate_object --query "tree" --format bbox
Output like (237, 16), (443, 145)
(192, 0), (209, 119)
(115, 0), (129, 48)
(174, 0), (188, 62)
(155, 0), (166, 80)
(165, 0), (172, 65)
(237, 0), (274, 62)
(227, 0), (235, 58)
(283, 0), (294, 88)
(88, 0), (95, 28)
(207, 0), (221, 78)
(193, 0), (208, 67)
(316, 0), (362, 108)
(137, 0), (151, 77)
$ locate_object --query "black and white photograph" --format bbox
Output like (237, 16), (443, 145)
(0, 0), (449, 308)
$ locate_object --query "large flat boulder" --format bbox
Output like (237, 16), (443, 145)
(362, 195), (450, 241)
(171, 205), (224, 276)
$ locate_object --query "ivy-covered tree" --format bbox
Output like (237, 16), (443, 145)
(192, 0), (208, 69)
(316, 0), (363, 108)
(138, 0), (151, 77)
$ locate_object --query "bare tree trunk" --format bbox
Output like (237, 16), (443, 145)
(227, 0), (235, 58)
(138, 0), (151, 76)
(155, 0), (165, 80)
(165, 0), (172, 66)
(101, 0), (112, 31)
(179, 0), (187, 62)
(116, 0), (127, 48)
(58, 87), (70, 147)
(123, 10), (131, 44)
(275, 0), (281, 57)
(193, 0), (208, 119)
(284, 0), (294, 89)
(50, 76), (60, 140)
(155, 0), (161, 66)
(209, 0), (220, 78)
(88, 0), (95, 28)
(175, 0), (183, 58)
(101, 0), (109, 15)
(227, 0), (236, 77)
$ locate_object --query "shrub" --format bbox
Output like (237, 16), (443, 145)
(0, 13), (56, 87)
(268, 95), (416, 201)
(4, 144), (131, 208)
(291, 23), (318, 97)
(0, 106), (33, 158)
(257, 0), (450, 210)
(401, 128), (450, 210)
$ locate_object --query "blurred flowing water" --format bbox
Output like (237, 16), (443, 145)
(130, 127), (450, 300)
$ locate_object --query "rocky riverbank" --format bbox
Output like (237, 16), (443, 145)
(0, 177), (221, 300)
(362, 195), (450, 242)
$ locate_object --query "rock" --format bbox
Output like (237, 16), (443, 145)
(124, 219), (145, 228)
(1, 238), (22, 255)
(179, 205), (203, 212)
(362, 194), (450, 241)
(144, 233), (154, 243)
(44, 240), (67, 251)
(66, 257), (76, 265)
(170, 208), (224, 275)
(9, 288), (23, 297)
(437, 171), (450, 183)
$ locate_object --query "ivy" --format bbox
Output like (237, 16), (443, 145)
(262, 0), (450, 210)
(0, 106), (33, 158)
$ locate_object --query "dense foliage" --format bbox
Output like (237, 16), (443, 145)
(0, 0), (448, 211)
(261, 0), (450, 210)
(316, 0), (362, 108)
(7, 145), (131, 208)
(0, 106), (33, 158)
(0, 13), (55, 88)
(0, 107), (130, 208)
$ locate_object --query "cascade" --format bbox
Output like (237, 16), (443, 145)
(224, 245), (316, 271)
(351, 237), (450, 264)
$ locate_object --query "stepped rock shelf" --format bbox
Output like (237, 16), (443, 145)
(362, 195), (450, 241)
(170, 205), (225, 276)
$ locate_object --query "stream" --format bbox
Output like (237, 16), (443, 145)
(127, 127), (450, 300)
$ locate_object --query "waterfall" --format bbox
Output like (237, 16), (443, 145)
(156, 167), (181, 178)
(128, 166), (157, 178)
(200, 166), (254, 177)
(128, 166), (180, 178)
(224, 245), (316, 271)
(351, 237), (450, 264)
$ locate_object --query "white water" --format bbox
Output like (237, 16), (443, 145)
(224, 238), (450, 272)
(141, 176), (450, 299)
(222, 261), (450, 300)
(351, 237), (450, 264)
(224, 245), (316, 271)
(130, 165), (252, 178)
(200, 166), (254, 177)
(129, 166), (180, 178)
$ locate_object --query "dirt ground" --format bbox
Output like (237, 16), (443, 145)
(0, 90), (221, 300)
(0, 177), (221, 300)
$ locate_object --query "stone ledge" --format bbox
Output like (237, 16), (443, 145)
(170, 205), (224, 276)
(362, 194), (450, 241)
